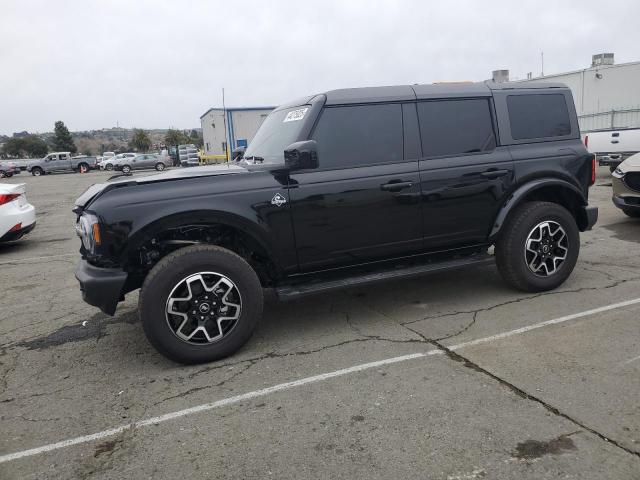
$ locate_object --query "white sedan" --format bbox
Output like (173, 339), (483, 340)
(0, 183), (36, 242)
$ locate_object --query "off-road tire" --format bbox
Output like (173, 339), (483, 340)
(496, 201), (579, 292)
(139, 245), (263, 364)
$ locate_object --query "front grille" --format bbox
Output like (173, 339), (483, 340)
(624, 172), (640, 192)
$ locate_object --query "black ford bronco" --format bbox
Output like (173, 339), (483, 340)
(74, 81), (598, 364)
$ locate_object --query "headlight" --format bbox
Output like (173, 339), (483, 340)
(75, 213), (101, 252)
(612, 167), (625, 178)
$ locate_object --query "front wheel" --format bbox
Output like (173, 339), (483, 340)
(105, 164), (114, 171)
(496, 201), (579, 292)
(155, 162), (166, 171)
(139, 245), (263, 364)
(78, 163), (89, 173)
(32, 167), (43, 176)
(0, 171), (8, 178)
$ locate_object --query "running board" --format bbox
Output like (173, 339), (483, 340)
(275, 254), (495, 300)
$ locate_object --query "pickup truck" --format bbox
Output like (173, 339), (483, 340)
(74, 81), (598, 364)
(584, 128), (640, 171)
(28, 152), (97, 176)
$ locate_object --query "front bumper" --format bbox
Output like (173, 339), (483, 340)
(75, 259), (128, 316)
(612, 195), (640, 212)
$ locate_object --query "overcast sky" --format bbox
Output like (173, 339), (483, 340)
(1, 0), (638, 135)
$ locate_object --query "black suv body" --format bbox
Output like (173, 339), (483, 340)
(74, 81), (598, 363)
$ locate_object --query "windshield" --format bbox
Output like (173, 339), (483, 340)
(242, 106), (309, 164)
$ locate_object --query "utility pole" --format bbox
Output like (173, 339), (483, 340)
(222, 87), (229, 162)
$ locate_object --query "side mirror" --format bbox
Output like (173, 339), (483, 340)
(232, 146), (246, 161)
(284, 140), (318, 171)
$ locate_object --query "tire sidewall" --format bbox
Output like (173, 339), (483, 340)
(507, 204), (579, 291)
(155, 162), (165, 171)
(140, 247), (262, 364)
(122, 165), (131, 174)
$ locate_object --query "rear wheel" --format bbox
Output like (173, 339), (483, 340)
(121, 165), (131, 174)
(155, 162), (166, 171)
(496, 201), (579, 292)
(139, 245), (263, 364)
(0, 171), (8, 178)
(622, 208), (640, 218)
(32, 167), (43, 176)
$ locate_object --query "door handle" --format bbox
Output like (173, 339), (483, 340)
(480, 169), (509, 179)
(381, 181), (413, 192)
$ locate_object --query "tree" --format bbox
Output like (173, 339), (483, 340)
(190, 129), (204, 148)
(164, 129), (191, 146)
(52, 121), (77, 153)
(129, 128), (151, 152)
(22, 135), (49, 157)
(1, 135), (48, 158)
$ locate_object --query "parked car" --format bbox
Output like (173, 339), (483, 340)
(113, 154), (170, 173)
(27, 152), (96, 176)
(611, 152), (640, 217)
(0, 182), (36, 242)
(96, 152), (115, 170)
(584, 128), (640, 172)
(100, 153), (136, 171)
(0, 161), (20, 178)
(74, 81), (597, 364)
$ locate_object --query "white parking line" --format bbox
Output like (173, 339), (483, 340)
(1, 296), (639, 464)
(0, 253), (76, 265)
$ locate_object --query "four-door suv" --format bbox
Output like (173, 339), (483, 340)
(74, 81), (598, 364)
(611, 152), (640, 217)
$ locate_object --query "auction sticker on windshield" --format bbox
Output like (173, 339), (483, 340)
(283, 107), (309, 122)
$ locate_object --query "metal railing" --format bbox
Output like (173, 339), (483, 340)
(579, 107), (640, 133)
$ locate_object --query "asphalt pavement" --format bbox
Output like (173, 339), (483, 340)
(0, 167), (639, 479)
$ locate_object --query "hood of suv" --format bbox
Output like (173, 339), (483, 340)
(619, 152), (640, 171)
(74, 163), (249, 211)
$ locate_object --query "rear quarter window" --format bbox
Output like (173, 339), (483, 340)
(507, 94), (571, 140)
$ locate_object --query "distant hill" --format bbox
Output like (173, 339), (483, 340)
(0, 127), (201, 156)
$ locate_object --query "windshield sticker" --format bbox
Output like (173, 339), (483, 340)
(283, 107), (309, 123)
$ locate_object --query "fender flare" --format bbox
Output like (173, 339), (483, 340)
(121, 209), (282, 271)
(489, 178), (587, 239)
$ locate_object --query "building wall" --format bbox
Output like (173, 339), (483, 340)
(200, 108), (273, 156)
(201, 110), (226, 155)
(523, 62), (640, 132)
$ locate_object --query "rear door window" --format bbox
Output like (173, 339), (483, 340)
(507, 94), (571, 140)
(417, 99), (496, 158)
(311, 104), (403, 169)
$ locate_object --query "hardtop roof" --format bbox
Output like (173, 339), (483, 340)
(320, 81), (569, 105)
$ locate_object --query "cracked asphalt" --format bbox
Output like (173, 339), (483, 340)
(1, 167), (639, 479)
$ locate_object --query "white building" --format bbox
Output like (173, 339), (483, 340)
(496, 53), (640, 132)
(200, 107), (274, 157)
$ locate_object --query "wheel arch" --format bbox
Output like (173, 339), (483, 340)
(489, 178), (588, 240)
(121, 209), (283, 286)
